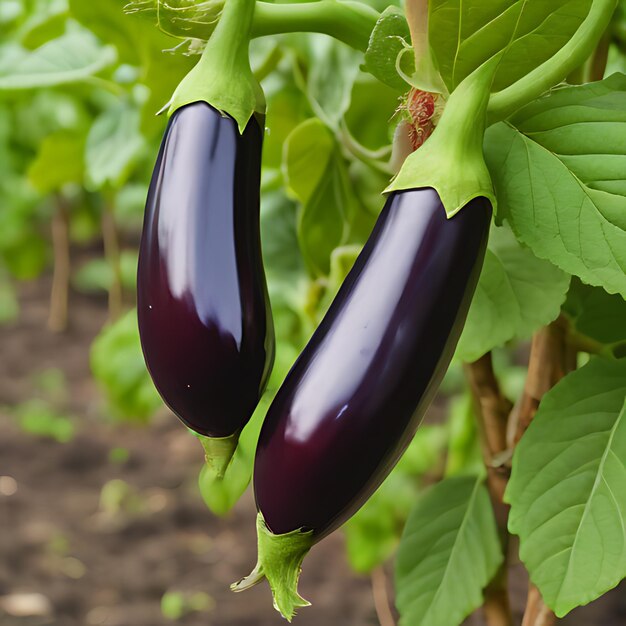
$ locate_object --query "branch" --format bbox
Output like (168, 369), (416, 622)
(508, 316), (571, 447)
(507, 316), (577, 626)
(48, 195), (70, 333)
(101, 204), (123, 323)
(487, 0), (617, 123)
(371, 566), (396, 626)
(463, 353), (513, 626)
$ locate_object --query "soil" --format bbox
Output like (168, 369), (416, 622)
(1, 277), (625, 626)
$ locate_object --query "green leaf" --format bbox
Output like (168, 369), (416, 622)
(90, 309), (162, 422)
(395, 475), (503, 626)
(457, 224), (570, 362)
(85, 102), (145, 190)
(564, 278), (626, 345)
(485, 74), (626, 297)
(429, 0), (592, 92)
(363, 6), (411, 90)
(506, 357), (626, 616)
(27, 131), (84, 192)
(0, 28), (116, 89)
(15, 400), (75, 443)
(72, 251), (138, 294)
(284, 119), (353, 276)
(305, 36), (362, 129)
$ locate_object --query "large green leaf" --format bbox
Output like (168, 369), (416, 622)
(0, 28), (116, 89)
(457, 224), (569, 362)
(429, 0), (592, 92)
(395, 475), (503, 626)
(485, 74), (626, 297)
(506, 357), (626, 616)
(85, 101), (146, 190)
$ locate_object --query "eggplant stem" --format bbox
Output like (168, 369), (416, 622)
(232, 513), (314, 622)
(197, 431), (240, 479)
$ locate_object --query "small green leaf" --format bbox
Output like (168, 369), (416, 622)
(15, 400), (75, 443)
(85, 102), (145, 190)
(0, 28), (116, 89)
(27, 131), (84, 193)
(429, 0), (592, 92)
(457, 224), (570, 362)
(306, 36), (362, 129)
(564, 278), (626, 345)
(90, 310), (161, 422)
(506, 357), (626, 616)
(363, 6), (412, 90)
(395, 475), (503, 626)
(485, 74), (626, 297)
(284, 119), (354, 276)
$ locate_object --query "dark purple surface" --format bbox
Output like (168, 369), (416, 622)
(254, 188), (491, 538)
(137, 102), (274, 438)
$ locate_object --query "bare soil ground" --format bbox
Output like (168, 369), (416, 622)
(0, 278), (624, 626)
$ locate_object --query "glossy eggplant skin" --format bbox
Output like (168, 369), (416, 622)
(254, 188), (490, 538)
(137, 102), (274, 438)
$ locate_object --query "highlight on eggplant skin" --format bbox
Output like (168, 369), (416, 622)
(254, 187), (491, 539)
(137, 101), (274, 442)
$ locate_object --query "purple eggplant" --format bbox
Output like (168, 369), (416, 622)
(233, 187), (491, 619)
(137, 102), (274, 476)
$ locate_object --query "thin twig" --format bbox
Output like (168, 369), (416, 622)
(464, 353), (513, 626)
(371, 566), (396, 626)
(101, 203), (123, 322)
(48, 195), (71, 333)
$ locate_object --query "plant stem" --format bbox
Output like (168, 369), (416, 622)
(48, 195), (71, 333)
(101, 203), (122, 322)
(371, 566), (396, 626)
(253, 1), (379, 51)
(508, 316), (576, 626)
(487, 0), (617, 123)
(508, 316), (571, 447)
(464, 353), (514, 626)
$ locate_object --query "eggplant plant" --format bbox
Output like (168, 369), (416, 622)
(0, 0), (625, 625)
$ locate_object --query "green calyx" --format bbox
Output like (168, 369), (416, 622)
(197, 431), (240, 479)
(168, 0), (264, 133)
(385, 57), (498, 217)
(231, 512), (315, 621)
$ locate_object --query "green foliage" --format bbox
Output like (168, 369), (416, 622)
(284, 119), (355, 276)
(27, 131), (84, 192)
(0, 26), (116, 89)
(564, 277), (626, 346)
(507, 357), (626, 616)
(429, 0), (592, 92)
(344, 425), (447, 573)
(457, 223), (570, 362)
(395, 475), (503, 626)
(363, 6), (411, 90)
(485, 74), (626, 297)
(14, 399), (75, 442)
(90, 310), (162, 421)
(72, 251), (138, 293)
(85, 101), (146, 189)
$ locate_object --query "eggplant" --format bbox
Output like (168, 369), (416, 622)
(137, 101), (274, 475)
(233, 187), (491, 619)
